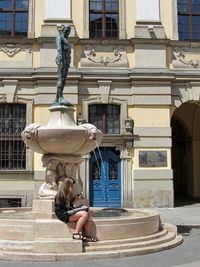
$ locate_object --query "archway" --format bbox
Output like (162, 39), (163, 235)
(171, 102), (200, 205)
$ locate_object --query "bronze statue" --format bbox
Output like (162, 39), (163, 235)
(53, 25), (73, 106)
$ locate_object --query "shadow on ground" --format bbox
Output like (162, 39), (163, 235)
(177, 225), (200, 236)
(174, 195), (200, 207)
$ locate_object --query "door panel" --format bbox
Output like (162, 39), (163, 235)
(89, 148), (121, 207)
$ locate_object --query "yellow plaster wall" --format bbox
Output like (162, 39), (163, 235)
(74, 45), (82, 68)
(127, 46), (134, 68)
(128, 106), (170, 127)
(160, 0), (174, 40)
(126, 0), (136, 39)
(33, 43), (41, 68)
(35, 0), (45, 37)
(166, 46), (172, 69)
(72, 0), (84, 38)
(34, 106), (50, 125)
(33, 106), (50, 170)
(0, 52), (26, 61)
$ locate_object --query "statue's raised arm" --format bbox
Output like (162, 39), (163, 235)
(53, 25), (73, 107)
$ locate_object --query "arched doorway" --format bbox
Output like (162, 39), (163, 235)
(171, 102), (200, 204)
(171, 117), (189, 197)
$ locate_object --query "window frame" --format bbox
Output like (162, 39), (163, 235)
(89, 0), (119, 39)
(89, 104), (120, 134)
(83, 0), (127, 40)
(178, 0), (200, 40)
(0, 103), (27, 171)
(0, 0), (29, 37)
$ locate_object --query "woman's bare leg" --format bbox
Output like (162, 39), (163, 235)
(82, 213), (93, 236)
(69, 211), (89, 234)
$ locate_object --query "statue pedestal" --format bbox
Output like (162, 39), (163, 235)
(29, 199), (55, 219)
(28, 199), (83, 253)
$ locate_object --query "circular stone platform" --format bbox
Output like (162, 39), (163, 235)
(0, 206), (183, 261)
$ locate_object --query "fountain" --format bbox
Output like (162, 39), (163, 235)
(0, 25), (182, 261)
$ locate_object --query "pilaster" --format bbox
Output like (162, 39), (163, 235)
(117, 145), (133, 208)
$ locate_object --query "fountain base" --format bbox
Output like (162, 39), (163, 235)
(0, 202), (183, 261)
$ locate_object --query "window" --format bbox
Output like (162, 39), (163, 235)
(89, 0), (119, 38)
(89, 104), (120, 134)
(0, 0), (28, 36)
(0, 198), (21, 208)
(178, 0), (200, 40)
(0, 104), (26, 170)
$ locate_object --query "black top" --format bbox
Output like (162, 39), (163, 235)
(54, 196), (74, 223)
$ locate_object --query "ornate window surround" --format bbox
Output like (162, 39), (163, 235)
(83, 0), (126, 39)
(82, 96), (128, 135)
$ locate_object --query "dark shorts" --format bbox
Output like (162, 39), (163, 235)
(54, 205), (70, 223)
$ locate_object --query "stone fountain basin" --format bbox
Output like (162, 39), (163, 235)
(23, 125), (103, 155)
(0, 207), (160, 240)
(36, 127), (98, 154)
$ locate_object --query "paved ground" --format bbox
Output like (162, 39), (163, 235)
(0, 202), (199, 267)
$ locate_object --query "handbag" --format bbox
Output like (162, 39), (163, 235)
(72, 182), (89, 208)
(72, 194), (89, 208)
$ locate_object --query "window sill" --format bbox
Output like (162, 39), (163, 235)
(0, 170), (34, 180)
(0, 36), (35, 43)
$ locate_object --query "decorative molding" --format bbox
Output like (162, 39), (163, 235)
(98, 80), (112, 103)
(85, 49), (122, 66)
(174, 49), (200, 68)
(82, 97), (128, 134)
(0, 95), (6, 102)
(2, 79), (18, 103)
(124, 117), (134, 134)
(0, 44), (32, 57)
(116, 146), (132, 159)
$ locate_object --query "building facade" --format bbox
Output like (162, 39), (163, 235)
(0, 0), (200, 208)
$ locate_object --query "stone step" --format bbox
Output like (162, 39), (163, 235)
(0, 240), (33, 252)
(0, 220), (34, 241)
(33, 238), (82, 253)
(84, 231), (175, 252)
(0, 234), (183, 261)
(85, 229), (168, 247)
(0, 238), (83, 254)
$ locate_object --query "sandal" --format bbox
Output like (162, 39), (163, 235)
(72, 233), (86, 241)
(83, 235), (98, 242)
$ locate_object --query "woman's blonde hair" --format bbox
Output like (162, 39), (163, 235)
(55, 177), (74, 206)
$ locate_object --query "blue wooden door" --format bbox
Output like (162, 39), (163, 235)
(89, 148), (121, 207)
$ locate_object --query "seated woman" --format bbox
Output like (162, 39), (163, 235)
(54, 177), (97, 241)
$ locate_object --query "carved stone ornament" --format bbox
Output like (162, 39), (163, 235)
(174, 49), (200, 68)
(0, 44), (32, 57)
(85, 49), (122, 66)
(125, 118), (134, 134)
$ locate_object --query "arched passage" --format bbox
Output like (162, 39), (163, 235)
(171, 102), (200, 203)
